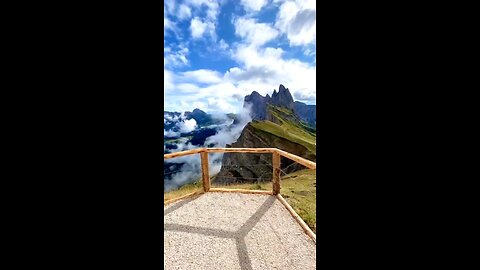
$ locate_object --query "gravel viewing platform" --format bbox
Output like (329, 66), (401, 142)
(164, 192), (316, 270)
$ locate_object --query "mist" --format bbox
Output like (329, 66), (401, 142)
(164, 105), (252, 192)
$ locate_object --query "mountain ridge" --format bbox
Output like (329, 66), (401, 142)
(215, 85), (316, 185)
(243, 84), (315, 126)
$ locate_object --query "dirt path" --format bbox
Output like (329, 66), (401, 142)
(164, 192), (316, 270)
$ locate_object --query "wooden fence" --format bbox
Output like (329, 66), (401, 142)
(164, 147), (317, 242)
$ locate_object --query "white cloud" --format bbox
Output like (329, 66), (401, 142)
(177, 4), (192, 20)
(163, 0), (316, 114)
(164, 0), (176, 15)
(190, 17), (207, 39)
(180, 69), (223, 84)
(164, 46), (189, 68)
(180, 101), (208, 112)
(164, 49), (316, 113)
(240, 0), (269, 12)
(164, 69), (174, 93)
(224, 44), (316, 101)
(177, 118), (197, 133)
(164, 17), (180, 38)
(185, 0), (219, 40)
(303, 48), (315, 56)
(164, 18), (172, 31)
(293, 90), (315, 101)
(275, 0), (316, 46)
(164, 107), (253, 191)
(219, 39), (229, 50)
(186, 0), (219, 21)
(176, 83), (199, 93)
(234, 18), (279, 47)
(205, 105), (252, 148)
(164, 129), (180, 137)
(207, 97), (236, 112)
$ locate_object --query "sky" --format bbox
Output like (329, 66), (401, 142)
(164, 0), (316, 114)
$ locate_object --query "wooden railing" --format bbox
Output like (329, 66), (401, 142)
(164, 147), (316, 195)
(164, 147), (317, 242)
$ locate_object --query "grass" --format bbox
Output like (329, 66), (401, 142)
(164, 169), (316, 233)
(251, 120), (316, 154)
(249, 105), (316, 154)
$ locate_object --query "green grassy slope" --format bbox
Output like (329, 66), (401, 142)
(250, 105), (316, 154)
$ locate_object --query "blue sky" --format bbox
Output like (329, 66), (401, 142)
(164, 0), (316, 113)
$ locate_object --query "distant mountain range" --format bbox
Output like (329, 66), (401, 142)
(164, 108), (235, 135)
(242, 84), (316, 126)
(163, 84), (316, 190)
(215, 84), (316, 184)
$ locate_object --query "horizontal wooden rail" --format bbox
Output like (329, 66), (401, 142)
(164, 191), (204, 206)
(205, 147), (276, 153)
(209, 188), (272, 195)
(164, 148), (315, 168)
(163, 148), (205, 160)
(163, 147), (315, 194)
(274, 149), (316, 169)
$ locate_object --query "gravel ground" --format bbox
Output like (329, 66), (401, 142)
(164, 192), (316, 270)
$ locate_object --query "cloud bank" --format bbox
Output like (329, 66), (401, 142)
(164, 105), (252, 191)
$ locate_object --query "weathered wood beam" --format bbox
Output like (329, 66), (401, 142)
(164, 191), (204, 206)
(205, 148), (276, 153)
(163, 148), (205, 160)
(274, 149), (316, 169)
(209, 188), (272, 195)
(200, 151), (210, 192)
(272, 151), (281, 195)
(276, 194), (316, 243)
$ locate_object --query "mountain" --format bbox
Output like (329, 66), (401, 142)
(164, 109), (235, 137)
(293, 101), (316, 126)
(163, 85), (315, 189)
(243, 91), (270, 120)
(270, 84), (295, 109)
(184, 108), (212, 126)
(243, 84), (315, 125)
(214, 86), (316, 185)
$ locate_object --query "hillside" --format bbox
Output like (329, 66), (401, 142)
(244, 84), (316, 127)
(215, 88), (316, 184)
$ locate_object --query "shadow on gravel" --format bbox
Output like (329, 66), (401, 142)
(164, 195), (276, 270)
(164, 194), (202, 216)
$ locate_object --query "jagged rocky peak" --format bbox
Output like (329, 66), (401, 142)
(271, 84), (294, 109)
(190, 108), (207, 116)
(293, 101), (316, 125)
(184, 108), (211, 125)
(244, 84), (296, 121)
(244, 91), (269, 120)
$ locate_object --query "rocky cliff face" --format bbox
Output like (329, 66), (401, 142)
(270, 84), (295, 109)
(293, 101), (316, 125)
(214, 122), (315, 184)
(214, 84), (317, 185)
(184, 108), (211, 125)
(244, 84), (295, 121)
(244, 84), (315, 126)
(243, 91), (270, 120)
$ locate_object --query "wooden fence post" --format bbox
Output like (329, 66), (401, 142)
(200, 151), (210, 192)
(272, 151), (281, 195)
